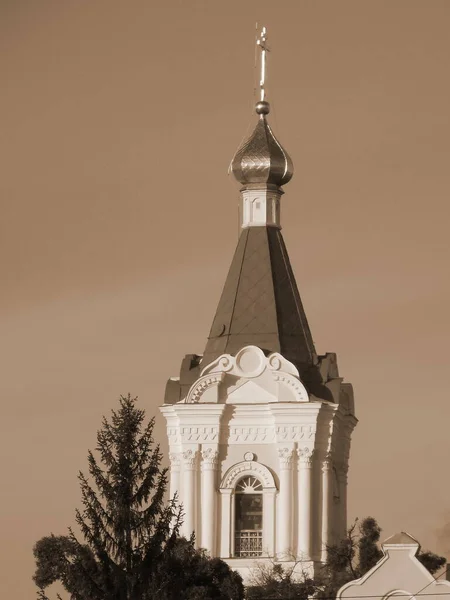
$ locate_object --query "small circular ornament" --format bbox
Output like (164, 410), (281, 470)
(244, 452), (255, 462)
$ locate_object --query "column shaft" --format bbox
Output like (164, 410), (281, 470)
(277, 447), (294, 557)
(321, 454), (332, 562)
(169, 452), (181, 501)
(182, 449), (197, 539)
(337, 466), (348, 541)
(297, 448), (313, 560)
(200, 449), (218, 555)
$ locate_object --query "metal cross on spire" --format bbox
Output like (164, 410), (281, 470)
(256, 26), (270, 102)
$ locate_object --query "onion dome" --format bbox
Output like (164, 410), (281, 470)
(231, 100), (294, 187)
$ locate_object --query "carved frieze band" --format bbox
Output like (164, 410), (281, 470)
(171, 424), (306, 445)
(180, 426), (219, 443)
(223, 424), (318, 444)
(228, 426), (275, 443)
(275, 424), (316, 442)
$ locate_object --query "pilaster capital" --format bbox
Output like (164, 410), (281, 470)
(297, 446), (314, 467)
(182, 449), (198, 469)
(201, 448), (219, 470)
(277, 446), (295, 467)
(169, 452), (181, 469)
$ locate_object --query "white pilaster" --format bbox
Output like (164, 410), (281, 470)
(277, 446), (294, 557)
(321, 453), (333, 562)
(219, 489), (232, 558)
(169, 452), (181, 501)
(297, 447), (313, 560)
(200, 448), (219, 555)
(262, 488), (277, 557)
(181, 449), (198, 540)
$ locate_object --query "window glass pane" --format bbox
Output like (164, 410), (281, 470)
(234, 476), (263, 557)
(235, 493), (263, 531)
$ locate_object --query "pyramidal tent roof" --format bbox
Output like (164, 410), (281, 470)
(202, 226), (316, 372)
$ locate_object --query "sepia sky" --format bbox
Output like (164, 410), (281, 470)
(2, 1), (450, 598)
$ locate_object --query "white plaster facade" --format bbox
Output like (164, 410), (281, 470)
(337, 532), (450, 600)
(160, 345), (357, 579)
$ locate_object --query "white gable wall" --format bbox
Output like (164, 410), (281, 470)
(338, 534), (449, 600)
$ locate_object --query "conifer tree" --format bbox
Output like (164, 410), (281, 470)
(33, 395), (183, 599)
(416, 550), (447, 575)
(356, 516), (383, 575)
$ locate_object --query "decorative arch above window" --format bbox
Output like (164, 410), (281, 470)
(236, 476), (263, 493)
(219, 460), (277, 559)
(220, 460), (277, 490)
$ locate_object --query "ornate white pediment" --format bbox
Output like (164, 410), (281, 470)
(184, 372), (225, 404)
(201, 346), (299, 378)
(185, 346), (309, 404)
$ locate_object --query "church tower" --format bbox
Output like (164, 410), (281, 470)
(160, 27), (357, 579)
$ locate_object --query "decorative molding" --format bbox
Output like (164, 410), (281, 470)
(185, 373), (224, 404)
(182, 449), (198, 468)
(297, 446), (314, 466)
(268, 354), (282, 371)
(229, 426), (275, 444)
(201, 448), (219, 469)
(220, 460), (276, 490)
(275, 424), (315, 442)
(215, 355), (234, 372)
(182, 346), (311, 405)
(180, 426), (219, 443)
(167, 427), (180, 445)
(272, 372), (309, 402)
(277, 447), (295, 467)
(169, 452), (181, 468)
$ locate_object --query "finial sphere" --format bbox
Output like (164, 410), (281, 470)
(255, 100), (270, 115)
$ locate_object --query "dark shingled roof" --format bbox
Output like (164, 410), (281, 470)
(202, 226), (316, 372)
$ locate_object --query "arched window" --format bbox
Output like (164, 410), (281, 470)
(220, 460), (276, 558)
(234, 476), (263, 557)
